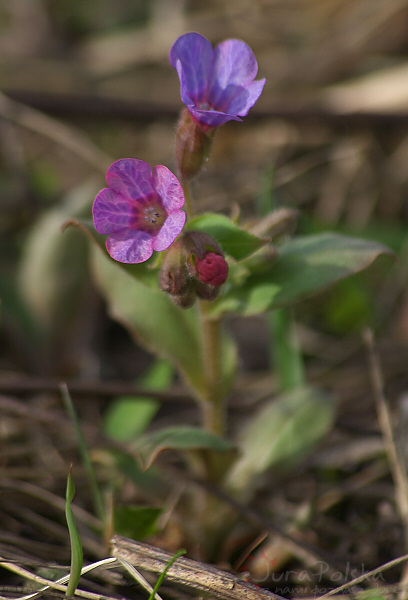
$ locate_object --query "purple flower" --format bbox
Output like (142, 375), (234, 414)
(92, 159), (186, 264)
(170, 32), (265, 129)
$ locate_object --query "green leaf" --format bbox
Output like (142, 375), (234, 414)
(64, 218), (158, 286)
(135, 426), (233, 469)
(103, 361), (173, 443)
(109, 449), (164, 494)
(19, 181), (97, 335)
(321, 278), (375, 334)
(65, 467), (83, 597)
(61, 384), (105, 523)
(226, 387), (336, 496)
(271, 308), (305, 391)
(209, 233), (394, 316)
(186, 213), (267, 260)
(104, 398), (160, 443)
(90, 245), (207, 396)
(114, 506), (162, 540)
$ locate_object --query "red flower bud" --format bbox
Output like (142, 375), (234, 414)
(159, 232), (228, 308)
(195, 252), (229, 286)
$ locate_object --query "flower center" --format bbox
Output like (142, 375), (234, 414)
(136, 200), (167, 234)
(144, 205), (163, 224)
(198, 101), (216, 112)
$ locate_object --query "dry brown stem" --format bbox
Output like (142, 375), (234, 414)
(111, 534), (288, 600)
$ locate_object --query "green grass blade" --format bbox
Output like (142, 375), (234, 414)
(60, 383), (105, 523)
(65, 466), (83, 597)
(148, 549), (186, 600)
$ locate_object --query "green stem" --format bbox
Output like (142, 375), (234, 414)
(180, 178), (226, 437)
(198, 300), (225, 436)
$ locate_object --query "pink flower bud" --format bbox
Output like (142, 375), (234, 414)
(195, 252), (229, 286)
(159, 232), (229, 308)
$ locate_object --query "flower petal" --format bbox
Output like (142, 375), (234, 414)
(209, 39), (265, 114)
(93, 188), (139, 234)
(106, 229), (153, 263)
(152, 165), (185, 212)
(189, 106), (241, 128)
(169, 33), (214, 106)
(153, 210), (186, 252)
(212, 40), (259, 88)
(224, 78), (266, 116)
(105, 158), (154, 201)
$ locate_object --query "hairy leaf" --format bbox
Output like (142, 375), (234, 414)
(210, 233), (394, 316)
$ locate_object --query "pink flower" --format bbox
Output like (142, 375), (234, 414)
(170, 32), (265, 129)
(92, 159), (186, 264)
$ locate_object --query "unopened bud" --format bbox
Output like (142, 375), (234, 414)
(170, 290), (197, 309)
(175, 108), (214, 180)
(196, 281), (221, 301)
(195, 252), (229, 286)
(159, 231), (229, 308)
(159, 239), (192, 298)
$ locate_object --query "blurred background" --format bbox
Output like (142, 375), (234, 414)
(1, 0), (408, 591)
(1, 0), (408, 379)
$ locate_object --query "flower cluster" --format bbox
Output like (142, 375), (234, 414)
(159, 231), (229, 308)
(92, 32), (265, 302)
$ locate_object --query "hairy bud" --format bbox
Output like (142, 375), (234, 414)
(195, 252), (229, 286)
(175, 109), (214, 180)
(159, 231), (229, 308)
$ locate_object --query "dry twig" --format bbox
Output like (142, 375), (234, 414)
(111, 535), (287, 600)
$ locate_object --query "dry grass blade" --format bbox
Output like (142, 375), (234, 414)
(117, 557), (165, 600)
(317, 552), (408, 599)
(364, 328), (408, 600)
(364, 328), (408, 545)
(0, 90), (111, 172)
(0, 556), (118, 600)
(0, 477), (101, 530)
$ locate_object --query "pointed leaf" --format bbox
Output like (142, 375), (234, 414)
(103, 361), (173, 443)
(209, 233), (394, 316)
(135, 426), (233, 469)
(90, 245), (206, 395)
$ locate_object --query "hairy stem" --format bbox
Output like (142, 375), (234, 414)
(180, 178), (226, 437)
(198, 300), (225, 436)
